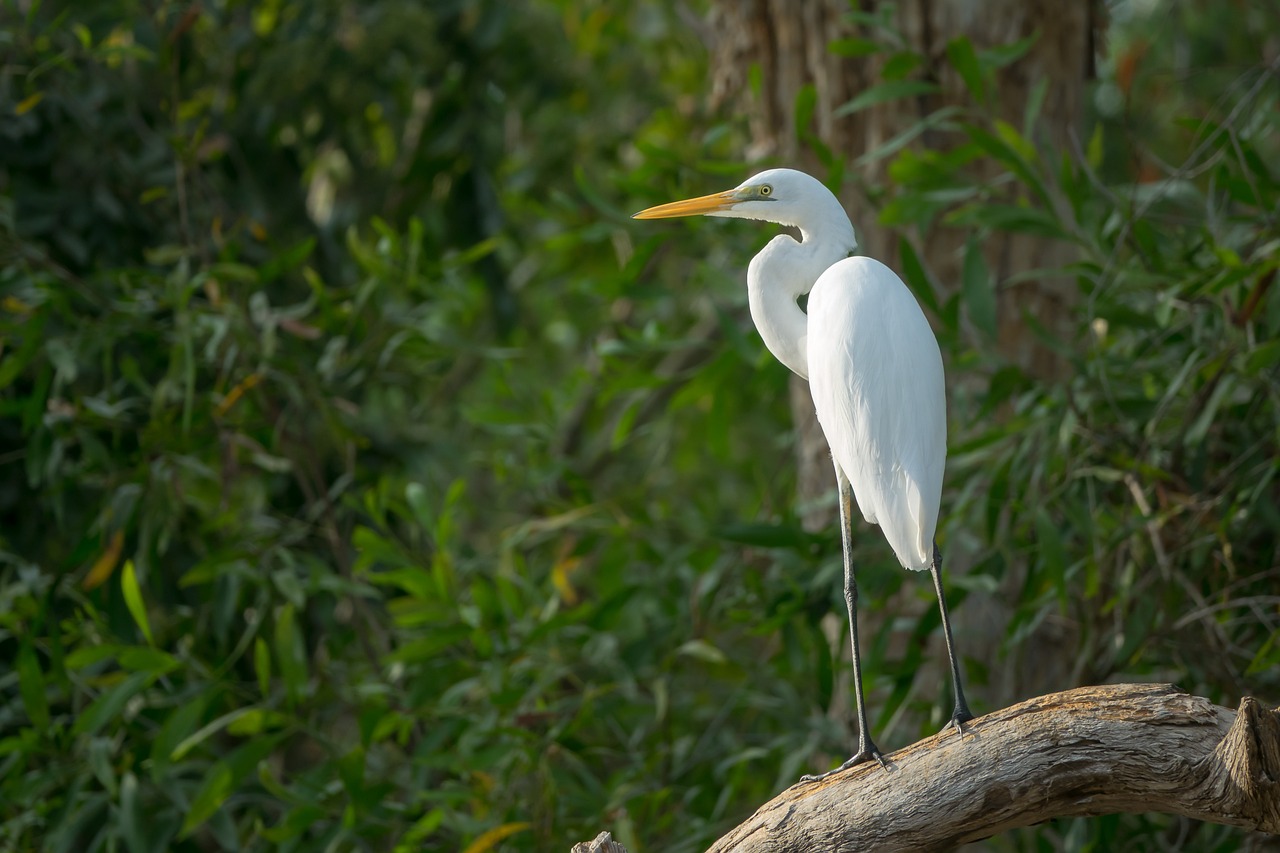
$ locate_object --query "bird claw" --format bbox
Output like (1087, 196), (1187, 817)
(940, 707), (975, 739)
(800, 743), (889, 783)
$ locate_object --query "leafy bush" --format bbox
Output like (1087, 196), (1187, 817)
(1, 1), (1276, 851)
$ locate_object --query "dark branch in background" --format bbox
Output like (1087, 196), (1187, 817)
(572, 684), (1280, 852)
(1236, 268), (1275, 328)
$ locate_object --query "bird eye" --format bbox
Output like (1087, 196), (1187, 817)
(759, 185), (772, 196)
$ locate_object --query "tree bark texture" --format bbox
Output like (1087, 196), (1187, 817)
(707, 684), (1280, 851)
(573, 684), (1280, 852)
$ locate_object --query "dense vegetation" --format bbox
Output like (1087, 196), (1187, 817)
(1, 1), (1277, 850)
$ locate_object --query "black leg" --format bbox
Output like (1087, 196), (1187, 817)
(802, 470), (886, 782)
(931, 540), (973, 734)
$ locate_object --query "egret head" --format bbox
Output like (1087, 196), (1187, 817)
(633, 168), (844, 231)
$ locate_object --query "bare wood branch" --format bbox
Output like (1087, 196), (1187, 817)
(570, 831), (630, 853)
(572, 683), (1280, 853)
(709, 683), (1279, 851)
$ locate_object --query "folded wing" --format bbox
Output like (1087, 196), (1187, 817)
(806, 256), (947, 571)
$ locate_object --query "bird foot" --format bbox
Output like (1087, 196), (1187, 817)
(939, 706), (975, 739)
(800, 743), (888, 783)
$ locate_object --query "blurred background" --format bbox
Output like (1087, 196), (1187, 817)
(1, 0), (1278, 850)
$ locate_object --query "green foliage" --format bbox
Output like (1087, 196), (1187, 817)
(1, 1), (817, 849)
(1, 0), (1277, 851)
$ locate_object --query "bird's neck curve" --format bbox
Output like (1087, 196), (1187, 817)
(747, 218), (856, 381)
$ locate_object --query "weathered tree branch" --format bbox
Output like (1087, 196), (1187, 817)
(573, 684), (1280, 852)
(570, 832), (629, 853)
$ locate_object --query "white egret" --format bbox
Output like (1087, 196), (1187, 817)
(634, 169), (972, 780)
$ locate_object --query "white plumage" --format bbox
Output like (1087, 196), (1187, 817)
(634, 168), (972, 779)
(808, 255), (946, 570)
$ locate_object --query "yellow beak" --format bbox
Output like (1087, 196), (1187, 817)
(632, 189), (739, 220)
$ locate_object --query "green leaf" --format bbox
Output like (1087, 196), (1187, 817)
(402, 808), (445, 844)
(254, 636), (272, 698)
(208, 262), (258, 283)
(981, 366), (1029, 417)
(1086, 123), (1104, 169)
(714, 522), (819, 550)
(854, 106), (962, 168)
(1018, 306), (1073, 360)
(337, 745), (367, 806)
(1073, 466), (1126, 483)
(963, 123), (1051, 207)
(1034, 510), (1067, 606)
(405, 481), (433, 528)
(1245, 340), (1280, 374)
(462, 823), (533, 853)
(1245, 630), (1279, 677)
(89, 735), (119, 796)
(121, 561), (153, 645)
(898, 238), (941, 317)
(828, 37), (881, 58)
(945, 203), (1067, 240)
(1023, 77), (1049, 134)
(677, 639), (728, 665)
(881, 50), (924, 81)
(1185, 376), (1235, 446)
(259, 238), (316, 283)
(72, 672), (152, 737)
(979, 30), (1039, 69)
(119, 772), (147, 853)
(793, 83), (817, 140)
(985, 458), (1012, 541)
(178, 736), (283, 837)
(386, 627), (471, 663)
(610, 399), (641, 450)
(171, 706), (258, 761)
(118, 646), (179, 674)
(151, 695), (210, 776)
(15, 91), (44, 115)
(274, 604), (308, 705)
(994, 119), (1037, 163)
(834, 80), (938, 117)
(945, 36), (986, 102)
(962, 237), (997, 341)
(17, 643), (50, 730)
(260, 804), (326, 843)
(256, 759), (292, 800)
(225, 708), (288, 736)
(0, 323), (44, 392)
(180, 764), (234, 837)
(144, 244), (187, 265)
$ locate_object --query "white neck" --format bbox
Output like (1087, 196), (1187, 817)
(746, 220), (855, 380)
